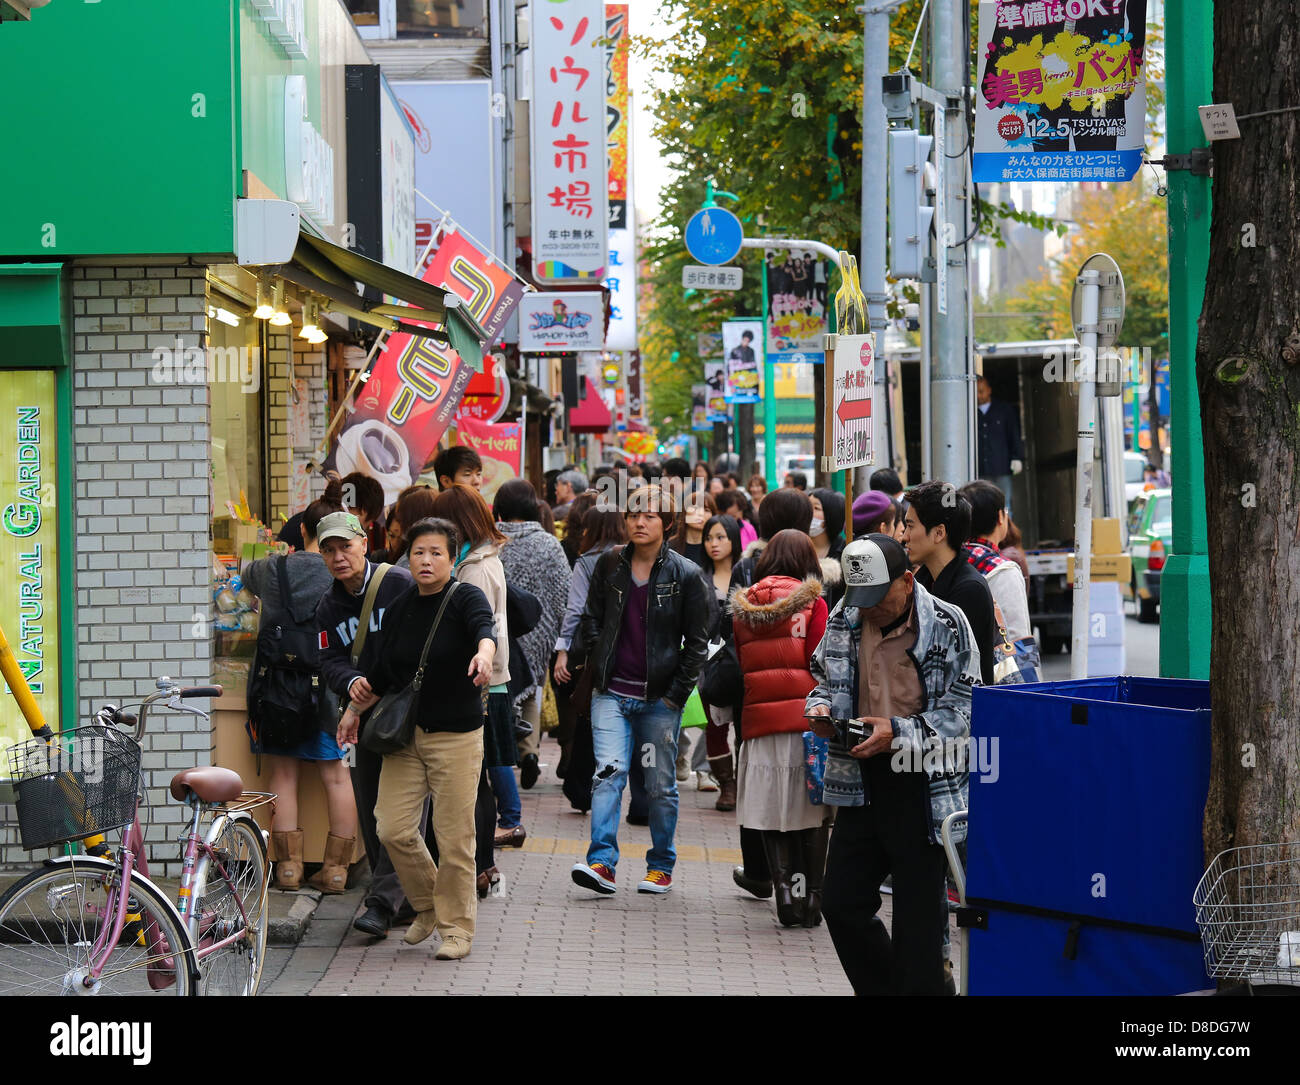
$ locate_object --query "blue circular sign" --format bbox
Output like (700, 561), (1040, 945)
(684, 207), (744, 266)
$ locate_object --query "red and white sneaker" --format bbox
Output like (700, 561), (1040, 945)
(638, 870), (673, 894)
(572, 861), (617, 894)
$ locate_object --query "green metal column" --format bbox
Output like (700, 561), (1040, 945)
(763, 260), (777, 484)
(1159, 0), (1212, 679)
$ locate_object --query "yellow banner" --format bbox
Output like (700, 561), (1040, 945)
(0, 370), (60, 756)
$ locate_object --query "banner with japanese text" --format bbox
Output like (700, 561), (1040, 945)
(0, 370), (60, 755)
(765, 248), (828, 364)
(602, 3), (637, 348)
(531, 0), (608, 281)
(426, 227), (525, 346)
(457, 417), (524, 504)
(974, 0), (1147, 183)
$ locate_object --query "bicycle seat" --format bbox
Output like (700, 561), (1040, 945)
(169, 766), (243, 804)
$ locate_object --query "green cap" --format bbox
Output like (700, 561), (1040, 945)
(317, 511), (367, 544)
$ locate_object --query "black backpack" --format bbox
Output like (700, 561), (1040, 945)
(247, 556), (336, 753)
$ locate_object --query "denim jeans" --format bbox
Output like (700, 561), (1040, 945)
(488, 764), (522, 829)
(588, 692), (682, 874)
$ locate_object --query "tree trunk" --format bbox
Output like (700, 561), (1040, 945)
(1146, 370), (1162, 469)
(710, 421), (729, 468)
(1199, 2), (1300, 862)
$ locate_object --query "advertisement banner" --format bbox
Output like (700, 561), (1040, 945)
(456, 349), (512, 424)
(518, 292), (605, 352)
(380, 79), (416, 274)
(324, 334), (472, 505)
(703, 360), (730, 422)
(457, 417), (525, 504)
(974, 0), (1148, 183)
(425, 227), (525, 347)
(399, 82), (497, 272)
(828, 333), (875, 471)
(723, 318), (763, 404)
(765, 248), (828, 364)
(602, 4), (637, 349)
(691, 383), (711, 431)
(697, 330), (723, 358)
(530, 0), (609, 281)
(0, 370), (60, 754)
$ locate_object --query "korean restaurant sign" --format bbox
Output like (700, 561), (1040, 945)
(974, 0), (1147, 183)
(0, 370), (60, 755)
(518, 292), (605, 352)
(530, 0), (608, 282)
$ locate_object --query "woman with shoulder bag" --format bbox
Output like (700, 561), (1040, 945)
(244, 483), (354, 892)
(728, 529), (831, 929)
(338, 517), (495, 961)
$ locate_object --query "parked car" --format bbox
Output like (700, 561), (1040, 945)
(1124, 450), (1148, 507)
(1128, 488), (1172, 623)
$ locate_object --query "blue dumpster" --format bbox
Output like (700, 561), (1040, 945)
(963, 676), (1212, 995)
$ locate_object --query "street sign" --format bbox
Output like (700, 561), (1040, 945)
(682, 264), (743, 290)
(823, 332), (875, 472)
(456, 350), (510, 424)
(684, 207), (744, 266)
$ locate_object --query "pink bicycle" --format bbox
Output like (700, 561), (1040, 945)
(0, 676), (274, 996)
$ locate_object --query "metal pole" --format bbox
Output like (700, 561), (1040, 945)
(920, 281), (932, 481)
(1071, 275), (1101, 680)
(929, 0), (971, 484)
(762, 258), (777, 484)
(860, 2), (891, 497)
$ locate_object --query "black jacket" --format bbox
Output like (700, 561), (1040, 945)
(976, 399), (1023, 477)
(915, 554), (996, 687)
(315, 561), (415, 700)
(580, 541), (713, 706)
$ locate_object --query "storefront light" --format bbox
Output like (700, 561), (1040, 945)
(253, 280), (274, 321)
(269, 281), (292, 327)
(208, 305), (241, 328)
(299, 298), (327, 344)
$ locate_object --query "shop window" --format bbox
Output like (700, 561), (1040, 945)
(208, 292), (270, 697)
(397, 0), (486, 37)
(345, 0), (381, 25)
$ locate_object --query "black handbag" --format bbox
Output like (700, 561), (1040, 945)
(698, 637), (744, 708)
(360, 582), (459, 756)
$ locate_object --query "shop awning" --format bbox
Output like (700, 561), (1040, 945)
(0, 263), (67, 366)
(569, 377), (613, 434)
(266, 231), (488, 369)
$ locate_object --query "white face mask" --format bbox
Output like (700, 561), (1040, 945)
(809, 517), (824, 537)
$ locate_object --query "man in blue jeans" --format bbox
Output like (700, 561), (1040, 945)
(572, 485), (712, 895)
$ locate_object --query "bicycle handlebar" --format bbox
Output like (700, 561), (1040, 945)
(179, 686), (223, 699)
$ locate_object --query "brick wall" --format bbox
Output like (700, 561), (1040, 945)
(67, 263), (213, 871)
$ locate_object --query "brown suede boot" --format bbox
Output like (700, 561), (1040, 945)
(709, 755), (737, 812)
(272, 829), (304, 891)
(308, 833), (354, 894)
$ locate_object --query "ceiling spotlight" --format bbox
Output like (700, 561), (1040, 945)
(269, 281), (292, 327)
(253, 280), (274, 320)
(299, 298), (321, 341)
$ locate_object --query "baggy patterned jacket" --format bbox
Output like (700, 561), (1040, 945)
(804, 580), (980, 844)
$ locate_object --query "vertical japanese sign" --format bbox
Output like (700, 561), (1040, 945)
(531, 0), (608, 282)
(974, 1), (1148, 183)
(625, 349), (644, 421)
(0, 370), (59, 754)
(457, 417), (525, 504)
(827, 334), (875, 471)
(765, 248), (828, 364)
(602, 3), (637, 349)
(723, 318), (763, 404)
(703, 361), (730, 422)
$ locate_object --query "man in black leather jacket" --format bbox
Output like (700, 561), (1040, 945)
(570, 485), (712, 897)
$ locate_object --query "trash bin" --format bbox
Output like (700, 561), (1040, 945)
(962, 675), (1212, 995)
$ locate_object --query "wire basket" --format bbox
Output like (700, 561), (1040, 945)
(5, 724), (142, 850)
(1193, 841), (1300, 986)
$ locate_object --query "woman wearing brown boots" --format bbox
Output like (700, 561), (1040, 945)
(728, 530), (832, 928)
(245, 487), (357, 894)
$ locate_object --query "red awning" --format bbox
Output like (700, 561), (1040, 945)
(569, 377), (613, 434)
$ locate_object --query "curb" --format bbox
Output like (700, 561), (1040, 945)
(268, 887), (322, 945)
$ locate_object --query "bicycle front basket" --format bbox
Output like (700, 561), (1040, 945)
(6, 724), (142, 849)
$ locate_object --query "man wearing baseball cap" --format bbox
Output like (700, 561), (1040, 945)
(805, 533), (980, 996)
(314, 510), (419, 939)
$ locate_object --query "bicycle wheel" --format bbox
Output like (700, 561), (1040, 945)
(0, 857), (194, 996)
(191, 814), (268, 996)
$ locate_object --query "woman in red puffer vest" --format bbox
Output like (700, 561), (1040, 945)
(728, 529), (831, 928)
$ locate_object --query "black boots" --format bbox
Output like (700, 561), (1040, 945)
(761, 831), (803, 927)
(798, 822), (832, 928)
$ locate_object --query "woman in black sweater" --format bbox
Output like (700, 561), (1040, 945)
(338, 517), (495, 961)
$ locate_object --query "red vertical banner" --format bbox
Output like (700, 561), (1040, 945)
(457, 417), (525, 504)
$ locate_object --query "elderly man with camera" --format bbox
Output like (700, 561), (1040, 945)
(805, 534), (980, 996)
